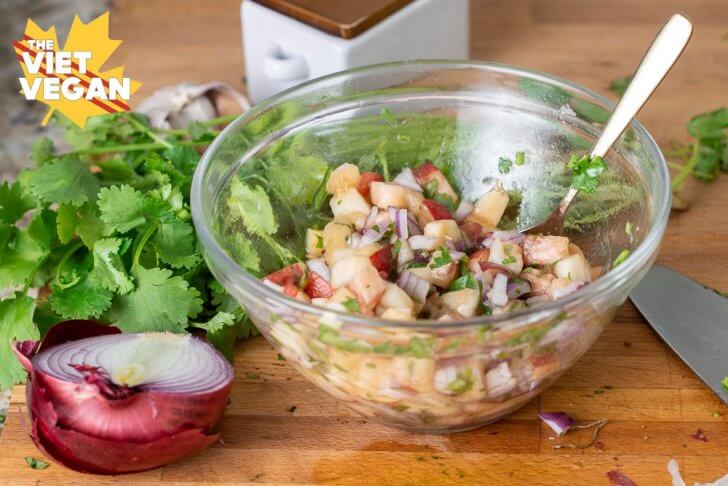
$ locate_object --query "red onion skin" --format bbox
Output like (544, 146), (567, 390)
(12, 320), (232, 475)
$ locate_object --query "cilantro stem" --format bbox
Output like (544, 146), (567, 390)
(667, 161), (684, 170)
(671, 139), (701, 191)
(54, 241), (84, 289)
(377, 142), (390, 181)
(67, 139), (211, 156)
(127, 115), (173, 149)
(132, 223), (159, 271)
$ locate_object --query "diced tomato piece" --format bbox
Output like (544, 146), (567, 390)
(422, 199), (451, 220)
(412, 162), (439, 183)
(265, 263), (305, 295)
(303, 271), (334, 299)
(357, 171), (384, 197)
(461, 222), (487, 243)
(369, 244), (394, 279)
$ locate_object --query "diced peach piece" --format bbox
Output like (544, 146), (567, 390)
(370, 181), (408, 209)
(520, 267), (555, 295)
(424, 219), (462, 246)
(428, 250), (458, 288)
(523, 235), (570, 266)
(468, 248), (491, 274)
(554, 253), (591, 282)
(466, 187), (509, 230)
(305, 228), (324, 258)
(440, 289), (480, 318)
(330, 187), (371, 225)
(488, 238), (524, 274)
(326, 163), (361, 195)
(330, 256), (373, 289)
(347, 264), (388, 312)
(323, 222), (352, 265)
(412, 162), (459, 204)
(380, 308), (414, 320)
(391, 357), (435, 392)
(379, 283), (415, 312)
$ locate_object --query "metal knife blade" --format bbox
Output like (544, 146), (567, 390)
(630, 264), (728, 404)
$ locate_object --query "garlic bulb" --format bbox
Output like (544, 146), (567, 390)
(137, 82), (251, 129)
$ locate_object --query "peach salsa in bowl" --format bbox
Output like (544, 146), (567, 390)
(191, 61), (670, 432)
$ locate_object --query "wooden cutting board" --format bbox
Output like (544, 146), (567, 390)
(3, 0), (728, 484)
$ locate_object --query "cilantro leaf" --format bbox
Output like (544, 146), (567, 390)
(192, 311), (236, 333)
(25, 157), (99, 207)
(498, 157), (512, 174)
(56, 204), (77, 244)
(0, 211), (54, 289)
(342, 297), (361, 313)
(430, 248), (452, 268)
(609, 75), (633, 97)
(722, 376), (728, 392)
(612, 249), (630, 267)
(568, 154), (606, 193)
(153, 220), (199, 269)
(30, 137), (54, 165)
(450, 273), (478, 291)
(447, 368), (474, 394)
(687, 108), (728, 139)
(515, 151), (526, 166)
(97, 185), (148, 233)
(227, 178), (278, 236)
(227, 233), (261, 274)
(25, 456), (49, 470)
(105, 267), (202, 333)
(0, 293), (38, 390)
(0, 181), (34, 225)
(89, 238), (134, 294)
(49, 276), (113, 319)
(75, 204), (108, 247)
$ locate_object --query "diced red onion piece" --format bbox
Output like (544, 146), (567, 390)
(362, 207), (378, 229)
(453, 200), (474, 222)
(551, 280), (588, 300)
(407, 216), (422, 236)
(538, 412), (575, 436)
(360, 224), (386, 247)
(481, 235), (494, 248)
(507, 279), (531, 299)
(392, 167), (422, 192)
(408, 235), (437, 251)
(449, 250), (467, 261)
(396, 271), (430, 304)
(388, 207), (409, 240)
(387, 206), (398, 223)
(12, 321), (233, 475)
(307, 258), (331, 282)
(349, 231), (362, 248)
(492, 230), (525, 244)
(488, 273), (509, 307)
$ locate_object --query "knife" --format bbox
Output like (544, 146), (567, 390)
(630, 264), (728, 404)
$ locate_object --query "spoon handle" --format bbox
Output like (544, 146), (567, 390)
(590, 14), (693, 159)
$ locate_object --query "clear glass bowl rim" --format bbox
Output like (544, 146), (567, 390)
(191, 59), (671, 330)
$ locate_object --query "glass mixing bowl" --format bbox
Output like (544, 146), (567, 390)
(191, 61), (670, 433)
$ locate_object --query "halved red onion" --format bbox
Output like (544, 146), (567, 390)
(538, 412), (575, 436)
(506, 279), (531, 299)
(408, 235), (437, 251)
(551, 280), (588, 300)
(488, 273), (509, 307)
(307, 258), (331, 282)
(12, 320), (233, 475)
(392, 167), (422, 192)
(453, 200), (474, 222)
(492, 230), (525, 244)
(397, 271), (430, 304)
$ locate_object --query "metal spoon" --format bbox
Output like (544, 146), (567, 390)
(524, 14), (693, 235)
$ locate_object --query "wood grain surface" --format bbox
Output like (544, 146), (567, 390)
(2, 0), (728, 484)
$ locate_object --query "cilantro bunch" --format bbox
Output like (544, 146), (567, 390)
(0, 112), (255, 390)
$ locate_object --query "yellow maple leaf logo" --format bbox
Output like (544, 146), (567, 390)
(13, 11), (141, 128)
